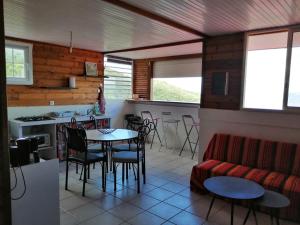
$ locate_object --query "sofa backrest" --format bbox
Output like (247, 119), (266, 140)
(203, 133), (299, 175)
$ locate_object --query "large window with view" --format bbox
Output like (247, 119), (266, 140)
(5, 40), (33, 85)
(243, 29), (300, 110)
(152, 58), (202, 103)
(104, 56), (132, 100)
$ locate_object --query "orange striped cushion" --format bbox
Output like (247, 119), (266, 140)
(274, 143), (296, 174)
(227, 165), (251, 178)
(263, 171), (287, 192)
(256, 140), (276, 170)
(241, 138), (260, 167)
(212, 134), (229, 161)
(211, 162), (236, 176)
(291, 145), (300, 176)
(226, 135), (244, 164)
(244, 168), (270, 184)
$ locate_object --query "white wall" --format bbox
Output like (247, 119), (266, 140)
(131, 102), (200, 151)
(198, 108), (300, 162)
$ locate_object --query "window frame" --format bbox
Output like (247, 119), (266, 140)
(103, 56), (133, 100)
(5, 40), (33, 85)
(241, 27), (300, 112)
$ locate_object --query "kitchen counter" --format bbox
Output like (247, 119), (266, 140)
(9, 114), (110, 127)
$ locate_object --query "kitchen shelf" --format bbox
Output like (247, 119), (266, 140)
(35, 86), (78, 90)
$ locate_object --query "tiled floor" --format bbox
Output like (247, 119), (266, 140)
(59, 144), (299, 225)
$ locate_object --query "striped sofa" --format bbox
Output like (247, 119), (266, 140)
(190, 133), (300, 222)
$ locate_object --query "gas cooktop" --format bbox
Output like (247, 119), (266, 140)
(15, 116), (55, 122)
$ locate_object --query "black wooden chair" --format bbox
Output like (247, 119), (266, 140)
(112, 120), (152, 193)
(65, 127), (107, 196)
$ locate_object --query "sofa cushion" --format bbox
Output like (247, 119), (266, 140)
(226, 135), (244, 164)
(241, 137), (260, 167)
(274, 143), (297, 174)
(263, 171), (288, 192)
(244, 168), (270, 184)
(190, 160), (222, 192)
(292, 145), (300, 176)
(282, 176), (300, 221)
(212, 134), (230, 161)
(227, 164), (252, 178)
(211, 162), (236, 176)
(256, 140), (276, 170)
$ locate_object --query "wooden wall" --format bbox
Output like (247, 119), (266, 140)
(132, 59), (151, 99)
(7, 38), (104, 106)
(201, 34), (244, 109)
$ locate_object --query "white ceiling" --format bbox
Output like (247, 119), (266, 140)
(4, 0), (198, 52)
(109, 42), (203, 59)
(122, 0), (300, 35)
(4, 0), (300, 58)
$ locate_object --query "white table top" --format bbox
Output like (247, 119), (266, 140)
(86, 129), (138, 142)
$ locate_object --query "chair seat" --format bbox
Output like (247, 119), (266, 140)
(88, 143), (103, 154)
(112, 151), (143, 163)
(69, 152), (105, 163)
(112, 143), (137, 152)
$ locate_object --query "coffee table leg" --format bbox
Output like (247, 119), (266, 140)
(243, 208), (251, 225)
(252, 207), (258, 225)
(231, 200), (235, 225)
(275, 209), (280, 225)
(206, 195), (216, 220)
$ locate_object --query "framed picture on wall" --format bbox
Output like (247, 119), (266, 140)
(85, 62), (98, 76)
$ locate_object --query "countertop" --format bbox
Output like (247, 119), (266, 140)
(9, 115), (111, 127)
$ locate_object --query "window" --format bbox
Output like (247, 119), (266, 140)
(5, 40), (33, 85)
(243, 29), (300, 110)
(287, 31), (300, 107)
(104, 56), (133, 100)
(152, 58), (202, 103)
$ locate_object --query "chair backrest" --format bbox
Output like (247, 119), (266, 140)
(85, 115), (97, 130)
(66, 127), (87, 153)
(141, 111), (155, 122)
(70, 117), (78, 128)
(135, 119), (153, 150)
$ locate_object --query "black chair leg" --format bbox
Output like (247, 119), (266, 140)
(76, 162), (78, 174)
(113, 162), (117, 191)
(88, 164), (90, 179)
(65, 160), (69, 190)
(126, 163), (128, 180)
(122, 163), (125, 183)
(137, 162), (140, 193)
(82, 164), (87, 196)
(93, 162), (95, 169)
(142, 159), (146, 184)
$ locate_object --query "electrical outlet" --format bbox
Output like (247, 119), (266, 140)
(49, 101), (55, 106)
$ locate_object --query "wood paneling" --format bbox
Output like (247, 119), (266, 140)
(0, 0), (11, 224)
(7, 38), (104, 107)
(201, 33), (244, 110)
(132, 59), (151, 100)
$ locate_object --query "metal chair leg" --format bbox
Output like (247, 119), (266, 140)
(179, 126), (193, 156)
(65, 161), (69, 190)
(137, 162), (140, 193)
(113, 162), (117, 191)
(82, 164), (87, 196)
(122, 163), (124, 183)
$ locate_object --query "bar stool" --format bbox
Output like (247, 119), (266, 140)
(141, 111), (163, 149)
(161, 112), (180, 149)
(179, 115), (200, 159)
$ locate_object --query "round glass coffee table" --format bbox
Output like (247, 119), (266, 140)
(204, 176), (265, 225)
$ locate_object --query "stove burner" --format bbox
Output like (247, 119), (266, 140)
(15, 116), (55, 122)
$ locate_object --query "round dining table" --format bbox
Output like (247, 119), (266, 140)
(86, 129), (138, 142)
(86, 129), (139, 171)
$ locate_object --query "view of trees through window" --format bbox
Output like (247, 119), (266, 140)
(5, 47), (26, 78)
(152, 77), (201, 103)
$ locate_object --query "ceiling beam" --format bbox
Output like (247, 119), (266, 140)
(103, 38), (203, 54)
(101, 0), (209, 38)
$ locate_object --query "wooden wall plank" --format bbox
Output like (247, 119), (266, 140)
(6, 38), (104, 107)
